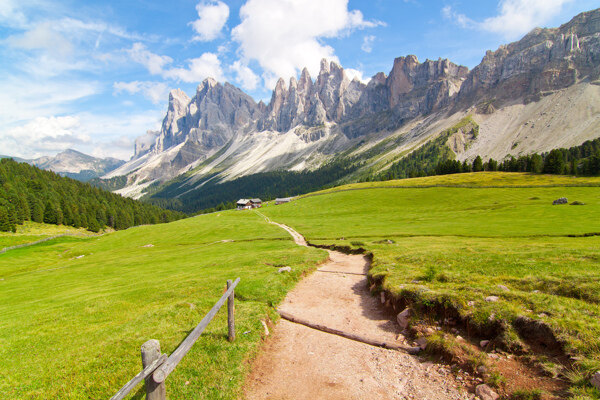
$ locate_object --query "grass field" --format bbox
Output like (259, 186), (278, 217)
(0, 212), (327, 399)
(0, 221), (97, 250)
(261, 172), (600, 399)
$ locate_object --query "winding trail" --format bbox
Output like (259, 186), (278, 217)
(245, 212), (471, 399)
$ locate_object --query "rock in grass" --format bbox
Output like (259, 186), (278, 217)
(416, 337), (428, 350)
(278, 266), (292, 273)
(497, 284), (509, 292)
(475, 384), (499, 400)
(480, 340), (490, 348)
(397, 308), (411, 330)
(570, 201), (585, 205)
(485, 296), (499, 302)
(552, 197), (568, 205)
(591, 371), (600, 390)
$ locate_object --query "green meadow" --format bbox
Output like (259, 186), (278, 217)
(0, 221), (96, 250)
(261, 172), (600, 398)
(3, 171), (600, 399)
(0, 212), (326, 399)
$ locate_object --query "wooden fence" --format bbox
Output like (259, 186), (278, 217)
(110, 278), (240, 400)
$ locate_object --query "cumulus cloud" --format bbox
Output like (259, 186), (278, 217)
(443, 0), (575, 39)
(345, 68), (370, 84)
(163, 53), (224, 82)
(361, 35), (375, 53)
(190, 1), (230, 41)
(232, 0), (384, 89)
(231, 60), (260, 90)
(113, 81), (170, 104)
(2, 116), (90, 157)
(126, 43), (223, 82)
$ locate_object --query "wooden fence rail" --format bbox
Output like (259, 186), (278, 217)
(110, 278), (240, 400)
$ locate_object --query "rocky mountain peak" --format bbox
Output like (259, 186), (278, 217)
(459, 8), (600, 103)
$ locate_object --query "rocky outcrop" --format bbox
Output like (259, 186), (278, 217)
(460, 8), (600, 103)
(260, 60), (367, 132)
(135, 78), (262, 161)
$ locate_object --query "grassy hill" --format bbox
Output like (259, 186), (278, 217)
(4, 171), (600, 399)
(260, 172), (600, 399)
(0, 212), (327, 399)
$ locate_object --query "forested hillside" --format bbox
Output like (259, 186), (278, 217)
(143, 157), (362, 214)
(372, 133), (600, 182)
(0, 159), (185, 232)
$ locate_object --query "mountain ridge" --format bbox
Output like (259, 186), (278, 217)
(105, 8), (600, 201)
(3, 149), (125, 182)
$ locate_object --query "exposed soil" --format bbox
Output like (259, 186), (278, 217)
(244, 220), (472, 399)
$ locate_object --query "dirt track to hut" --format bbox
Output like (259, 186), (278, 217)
(245, 213), (471, 399)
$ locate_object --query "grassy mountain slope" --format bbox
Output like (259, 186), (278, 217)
(261, 172), (600, 398)
(0, 213), (327, 399)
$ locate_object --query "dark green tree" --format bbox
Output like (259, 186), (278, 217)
(472, 156), (483, 172)
(544, 149), (565, 174)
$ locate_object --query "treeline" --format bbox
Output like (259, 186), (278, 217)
(374, 117), (478, 181)
(0, 159), (185, 233)
(144, 158), (362, 214)
(371, 137), (600, 182)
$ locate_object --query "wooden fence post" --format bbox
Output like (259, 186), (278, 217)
(227, 279), (235, 342)
(141, 339), (166, 400)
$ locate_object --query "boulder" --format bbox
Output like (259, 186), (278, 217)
(475, 384), (499, 400)
(416, 337), (428, 350)
(590, 371), (600, 390)
(480, 340), (490, 348)
(396, 308), (411, 330)
(485, 296), (499, 302)
(497, 284), (509, 292)
(552, 197), (568, 205)
(278, 266), (292, 273)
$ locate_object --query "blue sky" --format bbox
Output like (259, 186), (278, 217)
(0, 0), (597, 160)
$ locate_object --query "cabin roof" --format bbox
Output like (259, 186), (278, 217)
(236, 199), (251, 205)
(250, 198), (262, 203)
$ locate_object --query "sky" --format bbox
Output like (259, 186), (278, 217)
(0, 0), (598, 160)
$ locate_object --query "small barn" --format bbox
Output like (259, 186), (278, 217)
(236, 199), (252, 210)
(275, 197), (292, 205)
(250, 198), (262, 208)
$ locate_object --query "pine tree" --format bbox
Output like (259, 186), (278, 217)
(472, 156), (484, 172)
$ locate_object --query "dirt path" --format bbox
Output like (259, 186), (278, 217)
(245, 214), (471, 399)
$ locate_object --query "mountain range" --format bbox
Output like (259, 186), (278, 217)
(1, 149), (125, 182)
(103, 8), (600, 207)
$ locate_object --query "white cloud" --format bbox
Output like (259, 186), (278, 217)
(443, 0), (575, 40)
(361, 35), (375, 53)
(0, 110), (164, 160)
(2, 116), (90, 157)
(231, 61), (260, 90)
(127, 43), (173, 75)
(5, 21), (73, 56)
(163, 53), (224, 82)
(232, 0), (384, 89)
(113, 81), (170, 104)
(190, 1), (230, 41)
(345, 68), (370, 84)
(0, 77), (100, 125)
(126, 44), (223, 83)
(0, 0), (28, 29)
